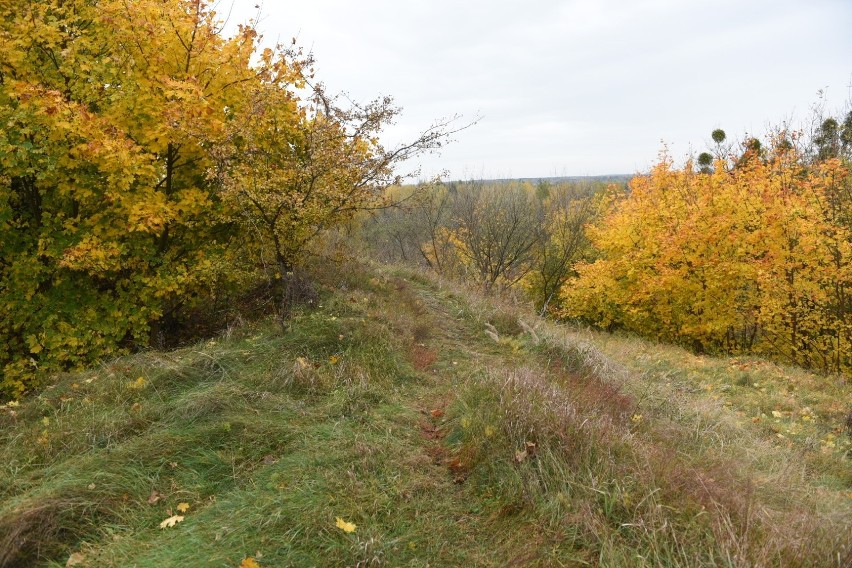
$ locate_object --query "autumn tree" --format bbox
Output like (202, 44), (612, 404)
(218, 79), (459, 278)
(522, 182), (597, 315)
(408, 183), (459, 274)
(447, 182), (541, 292)
(0, 0), (266, 395)
(0, 0), (462, 397)
(562, 127), (852, 373)
(367, 182), (462, 274)
(357, 185), (422, 264)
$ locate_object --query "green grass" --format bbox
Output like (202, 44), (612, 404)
(1, 261), (850, 567)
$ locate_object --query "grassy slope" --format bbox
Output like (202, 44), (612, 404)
(0, 262), (850, 567)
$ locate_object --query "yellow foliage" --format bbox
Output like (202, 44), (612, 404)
(159, 515), (184, 529)
(335, 517), (357, 533)
(0, 0), (299, 397)
(0, 0), (455, 399)
(562, 147), (852, 374)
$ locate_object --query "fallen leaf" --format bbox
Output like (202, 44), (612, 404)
(177, 502), (190, 513)
(430, 408), (444, 419)
(66, 552), (86, 566)
(514, 449), (527, 463)
(147, 490), (161, 504)
(328, 355), (340, 365)
(447, 457), (464, 471)
(239, 557), (260, 568)
(87, 483), (96, 490)
(159, 515), (184, 529)
(335, 517), (356, 533)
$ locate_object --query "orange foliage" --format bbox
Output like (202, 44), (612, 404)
(562, 143), (852, 373)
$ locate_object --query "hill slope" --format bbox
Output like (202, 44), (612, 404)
(1, 262), (850, 567)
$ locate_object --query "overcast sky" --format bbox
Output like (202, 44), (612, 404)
(223, 0), (851, 180)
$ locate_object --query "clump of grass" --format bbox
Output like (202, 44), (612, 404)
(487, 312), (523, 337)
(0, 494), (107, 567)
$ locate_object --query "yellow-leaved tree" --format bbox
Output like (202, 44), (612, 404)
(562, 134), (852, 373)
(0, 0), (260, 395)
(214, 71), (464, 314)
(0, 0), (461, 397)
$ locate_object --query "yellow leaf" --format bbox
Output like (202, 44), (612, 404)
(328, 355), (339, 365)
(239, 558), (260, 568)
(177, 502), (190, 513)
(771, 410), (783, 418)
(335, 517), (356, 533)
(159, 515), (184, 529)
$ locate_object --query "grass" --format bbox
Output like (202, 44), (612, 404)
(0, 260), (850, 567)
